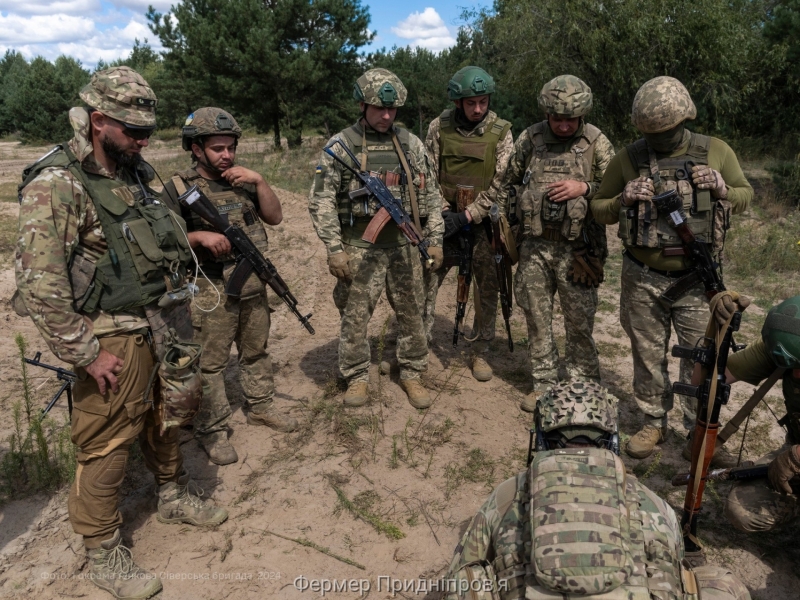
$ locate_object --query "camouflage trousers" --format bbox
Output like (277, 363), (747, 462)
(333, 243), (428, 383)
(422, 228), (498, 352)
(514, 236), (599, 390)
(724, 446), (800, 532)
(192, 278), (274, 436)
(69, 333), (183, 548)
(620, 253), (708, 426)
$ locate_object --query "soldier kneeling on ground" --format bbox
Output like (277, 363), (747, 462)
(445, 379), (751, 600)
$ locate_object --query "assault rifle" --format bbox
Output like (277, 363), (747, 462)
(25, 352), (75, 417)
(323, 138), (433, 266)
(178, 186), (315, 335)
(671, 464), (769, 487)
(450, 186), (476, 346)
(489, 204), (514, 352)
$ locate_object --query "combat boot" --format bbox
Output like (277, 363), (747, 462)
(520, 390), (543, 413)
(682, 433), (739, 468)
(401, 378), (432, 409)
(247, 402), (299, 432)
(157, 471), (228, 526)
(344, 381), (369, 407)
(471, 357), (493, 382)
(626, 423), (667, 459)
(197, 431), (238, 466)
(87, 529), (162, 599)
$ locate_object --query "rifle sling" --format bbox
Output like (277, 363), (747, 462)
(717, 368), (785, 444)
(391, 131), (423, 234)
(660, 271), (703, 304)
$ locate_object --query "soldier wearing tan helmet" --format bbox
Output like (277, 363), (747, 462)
(15, 67), (227, 600)
(496, 74), (615, 413)
(592, 76), (753, 459)
(422, 66), (514, 381)
(308, 68), (444, 409)
(162, 107), (296, 466)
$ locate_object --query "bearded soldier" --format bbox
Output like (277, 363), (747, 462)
(422, 66), (513, 381)
(497, 75), (614, 412)
(308, 68), (444, 408)
(15, 67), (227, 600)
(592, 77), (753, 459)
(445, 379), (751, 600)
(162, 108), (296, 466)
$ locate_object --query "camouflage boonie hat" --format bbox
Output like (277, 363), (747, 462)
(537, 379), (618, 435)
(181, 107), (242, 151)
(353, 68), (407, 108)
(80, 66), (157, 128)
(538, 75), (592, 117)
(631, 76), (696, 134)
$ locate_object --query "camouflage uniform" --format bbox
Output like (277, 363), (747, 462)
(423, 109), (513, 347)
(592, 77), (752, 432)
(445, 380), (750, 600)
(15, 68), (225, 599)
(497, 76), (613, 395)
(308, 70), (443, 385)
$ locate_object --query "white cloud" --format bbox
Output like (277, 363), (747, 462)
(107, 0), (175, 12)
(391, 7), (456, 52)
(0, 0), (100, 16)
(0, 14), (96, 44)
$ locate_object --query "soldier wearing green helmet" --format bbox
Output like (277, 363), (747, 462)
(422, 65), (513, 381)
(445, 379), (751, 600)
(496, 74), (615, 413)
(309, 68), (444, 409)
(162, 107), (296, 466)
(592, 76), (753, 460)
(713, 295), (800, 532)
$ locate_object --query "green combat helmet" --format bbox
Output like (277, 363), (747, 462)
(447, 66), (496, 100)
(79, 66), (157, 129)
(534, 378), (620, 454)
(181, 107), (242, 151)
(538, 75), (592, 117)
(762, 295), (800, 369)
(631, 76), (696, 134)
(353, 68), (407, 108)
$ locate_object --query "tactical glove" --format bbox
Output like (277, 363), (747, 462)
(427, 246), (444, 271)
(567, 247), (604, 287)
(622, 177), (655, 206)
(327, 250), (352, 282)
(442, 210), (470, 239)
(691, 165), (728, 199)
(768, 445), (800, 495)
(709, 290), (751, 327)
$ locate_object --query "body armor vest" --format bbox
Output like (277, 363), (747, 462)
(22, 146), (191, 314)
(172, 169), (270, 297)
(336, 124), (428, 248)
(436, 109), (511, 206)
(490, 448), (688, 600)
(516, 121), (600, 242)
(618, 133), (727, 253)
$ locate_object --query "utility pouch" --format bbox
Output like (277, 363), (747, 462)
(517, 189), (543, 237)
(561, 196), (588, 241)
(69, 252), (97, 311)
(712, 199), (732, 255)
(156, 330), (203, 434)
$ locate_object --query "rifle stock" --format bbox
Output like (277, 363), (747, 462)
(452, 186), (475, 346)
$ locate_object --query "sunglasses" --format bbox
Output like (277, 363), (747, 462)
(108, 116), (155, 140)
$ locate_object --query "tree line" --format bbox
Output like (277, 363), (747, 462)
(1, 0), (799, 159)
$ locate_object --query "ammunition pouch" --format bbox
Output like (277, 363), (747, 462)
(156, 331), (203, 434)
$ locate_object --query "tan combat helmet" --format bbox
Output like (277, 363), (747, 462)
(181, 107), (242, 151)
(538, 75), (593, 118)
(353, 68), (407, 108)
(80, 66), (157, 129)
(631, 76), (696, 134)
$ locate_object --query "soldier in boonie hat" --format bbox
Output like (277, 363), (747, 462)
(80, 65), (158, 130)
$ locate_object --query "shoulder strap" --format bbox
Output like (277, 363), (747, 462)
(18, 144), (72, 202)
(439, 109), (453, 131)
(391, 129), (423, 234)
(522, 122), (548, 180)
(685, 132), (710, 163)
(581, 123), (602, 145)
(626, 138), (650, 172)
(491, 117), (512, 140)
(171, 175), (188, 197)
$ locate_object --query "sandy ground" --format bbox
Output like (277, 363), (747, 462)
(0, 140), (797, 600)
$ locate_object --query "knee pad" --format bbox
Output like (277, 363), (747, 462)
(692, 565), (751, 600)
(79, 447), (129, 498)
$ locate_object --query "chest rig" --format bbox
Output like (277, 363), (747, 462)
(619, 133), (728, 254)
(516, 121), (599, 242)
(172, 169), (270, 296)
(489, 449), (689, 600)
(436, 109), (511, 206)
(23, 146), (191, 314)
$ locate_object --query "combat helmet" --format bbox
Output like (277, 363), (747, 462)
(534, 379), (620, 453)
(631, 76), (696, 134)
(80, 66), (157, 129)
(538, 75), (592, 118)
(762, 295), (800, 369)
(353, 68), (407, 108)
(448, 66), (495, 100)
(181, 107), (242, 151)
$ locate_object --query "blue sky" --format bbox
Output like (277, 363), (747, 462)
(0, 1), (488, 70)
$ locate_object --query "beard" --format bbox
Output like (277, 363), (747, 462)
(101, 136), (142, 170)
